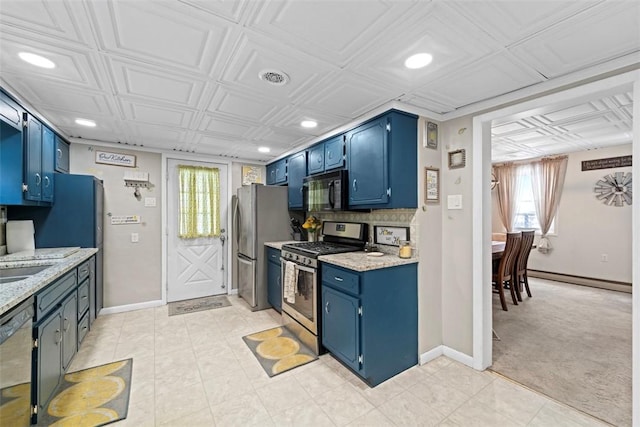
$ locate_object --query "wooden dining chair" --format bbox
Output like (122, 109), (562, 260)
(492, 231), (521, 311)
(514, 230), (535, 301)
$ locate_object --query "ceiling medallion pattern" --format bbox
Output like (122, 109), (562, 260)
(594, 172), (632, 207)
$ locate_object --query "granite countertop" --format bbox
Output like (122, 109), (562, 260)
(264, 241), (302, 250)
(0, 247), (81, 262)
(319, 251), (418, 272)
(0, 248), (98, 315)
(265, 241), (418, 272)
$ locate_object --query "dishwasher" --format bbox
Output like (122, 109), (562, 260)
(0, 296), (34, 426)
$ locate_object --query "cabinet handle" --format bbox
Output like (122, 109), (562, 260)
(55, 329), (61, 344)
(44, 176), (50, 188)
(82, 325), (88, 331)
(317, 156), (322, 163)
(325, 301), (330, 313)
(327, 151), (332, 159)
(334, 276), (343, 282)
(82, 295), (88, 300)
(63, 318), (69, 332)
(35, 173), (41, 186)
(57, 148), (62, 159)
(352, 179), (357, 192)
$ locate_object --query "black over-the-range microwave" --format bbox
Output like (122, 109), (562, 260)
(303, 169), (348, 211)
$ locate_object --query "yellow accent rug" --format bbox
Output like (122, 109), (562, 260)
(242, 327), (317, 377)
(36, 359), (132, 427)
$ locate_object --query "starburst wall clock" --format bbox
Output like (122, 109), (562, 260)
(594, 172), (632, 207)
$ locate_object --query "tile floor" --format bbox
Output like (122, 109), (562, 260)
(69, 296), (610, 426)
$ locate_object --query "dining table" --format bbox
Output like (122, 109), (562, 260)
(492, 240), (506, 260)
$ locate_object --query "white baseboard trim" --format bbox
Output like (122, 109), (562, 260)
(419, 346), (444, 365)
(442, 346), (474, 368)
(100, 299), (164, 315)
(419, 345), (475, 369)
(528, 270), (631, 293)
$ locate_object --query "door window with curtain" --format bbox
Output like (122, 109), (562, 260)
(178, 165), (221, 238)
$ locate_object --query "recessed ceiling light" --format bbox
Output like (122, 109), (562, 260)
(75, 118), (96, 127)
(258, 69), (290, 86)
(258, 146), (270, 153)
(301, 120), (317, 128)
(404, 53), (433, 69)
(18, 52), (55, 69)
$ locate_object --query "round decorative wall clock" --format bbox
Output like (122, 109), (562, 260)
(594, 172), (632, 207)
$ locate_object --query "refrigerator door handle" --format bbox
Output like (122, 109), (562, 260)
(232, 195), (240, 246)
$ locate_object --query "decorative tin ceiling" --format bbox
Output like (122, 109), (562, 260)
(0, 0), (638, 161)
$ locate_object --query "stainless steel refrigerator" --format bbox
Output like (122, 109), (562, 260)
(233, 184), (290, 311)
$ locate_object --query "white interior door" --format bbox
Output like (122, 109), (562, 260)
(167, 158), (228, 302)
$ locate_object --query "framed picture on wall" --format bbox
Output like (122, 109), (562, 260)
(242, 165), (263, 185)
(425, 122), (438, 149)
(425, 166), (439, 203)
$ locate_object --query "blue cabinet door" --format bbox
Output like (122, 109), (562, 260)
(346, 117), (388, 206)
(307, 143), (325, 175)
(61, 292), (77, 370)
(0, 91), (24, 131)
(287, 151), (306, 209)
(35, 309), (63, 413)
(266, 248), (282, 312)
(55, 136), (70, 173)
(41, 126), (55, 202)
(274, 158), (287, 184)
(266, 158), (288, 185)
(25, 114), (43, 202)
(266, 163), (277, 185)
(324, 135), (344, 171)
(322, 285), (360, 372)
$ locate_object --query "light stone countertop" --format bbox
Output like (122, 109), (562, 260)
(0, 247), (81, 262)
(264, 241), (418, 272)
(0, 248), (99, 315)
(264, 241), (301, 250)
(319, 251), (418, 272)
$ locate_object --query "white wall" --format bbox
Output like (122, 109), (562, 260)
(439, 117), (475, 356)
(70, 144), (163, 308)
(492, 144), (632, 283)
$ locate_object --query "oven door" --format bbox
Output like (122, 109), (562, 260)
(280, 260), (318, 334)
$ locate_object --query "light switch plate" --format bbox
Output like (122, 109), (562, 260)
(447, 194), (463, 210)
(131, 233), (139, 243)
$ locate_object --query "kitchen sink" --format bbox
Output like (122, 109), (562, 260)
(0, 264), (53, 279)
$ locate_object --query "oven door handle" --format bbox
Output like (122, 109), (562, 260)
(292, 263), (315, 274)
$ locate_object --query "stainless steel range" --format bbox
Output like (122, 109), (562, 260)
(280, 221), (367, 354)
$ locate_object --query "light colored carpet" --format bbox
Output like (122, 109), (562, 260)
(492, 278), (631, 426)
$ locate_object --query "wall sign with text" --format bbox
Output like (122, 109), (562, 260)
(96, 151), (137, 167)
(582, 155), (631, 171)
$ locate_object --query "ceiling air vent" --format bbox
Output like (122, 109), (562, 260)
(259, 69), (289, 86)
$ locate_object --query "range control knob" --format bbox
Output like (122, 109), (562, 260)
(295, 255), (299, 261)
(306, 258), (312, 265)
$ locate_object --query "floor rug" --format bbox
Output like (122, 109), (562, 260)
(242, 326), (317, 377)
(168, 295), (231, 316)
(36, 358), (133, 427)
(491, 278), (631, 426)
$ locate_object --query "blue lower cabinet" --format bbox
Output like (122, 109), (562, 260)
(321, 262), (418, 386)
(322, 285), (361, 372)
(266, 247), (282, 312)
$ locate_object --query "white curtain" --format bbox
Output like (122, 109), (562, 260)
(530, 156), (568, 254)
(494, 163), (523, 232)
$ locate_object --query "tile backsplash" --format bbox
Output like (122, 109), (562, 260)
(314, 209), (418, 256)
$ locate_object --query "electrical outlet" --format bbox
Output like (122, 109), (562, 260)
(131, 233), (139, 243)
(601, 253), (608, 262)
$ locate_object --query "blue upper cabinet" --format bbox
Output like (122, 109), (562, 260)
(287, 151), (307, 210)
(55, 135), (70, 174)
(25, 114), (43, 202)
(324, 135), (345, 171)
(266, 158), (287, 185)
(346, 117), (388, 206)
(0, 91), (24, 131)
(41, 126), (55, 202)
(346, 110), (417, 209)
(307, 135), (344, 176)
(307, 143), (325, 175)
(0, 91), (56, 206)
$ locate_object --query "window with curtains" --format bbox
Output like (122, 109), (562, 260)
(513, 167), (556, 233)
(178, 165), (221, 238)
